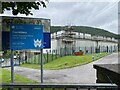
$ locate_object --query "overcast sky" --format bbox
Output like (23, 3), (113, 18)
(3, 1), (119, 34)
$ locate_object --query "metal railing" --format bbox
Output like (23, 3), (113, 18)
(1, 83), (118, 90)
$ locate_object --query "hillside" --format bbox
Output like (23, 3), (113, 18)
(51, 26), (118, 39)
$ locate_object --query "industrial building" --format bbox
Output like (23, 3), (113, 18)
(48, 26), (118, 55)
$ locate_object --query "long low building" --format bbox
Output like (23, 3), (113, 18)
(44, 27), (118, 55)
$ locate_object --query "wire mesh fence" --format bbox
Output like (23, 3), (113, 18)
(0, 45), (118, 66)
(18, 45), (118, 65)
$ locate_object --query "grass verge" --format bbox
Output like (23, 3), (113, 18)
(0, 68), (64, 90)
(0, 68), (36, 83)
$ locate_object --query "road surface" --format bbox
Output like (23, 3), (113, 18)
(5, 53), (119, 84)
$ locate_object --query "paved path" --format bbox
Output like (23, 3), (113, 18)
(5, 53), (119, 84)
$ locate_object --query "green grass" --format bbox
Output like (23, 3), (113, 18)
(0, 68), (36, 83)
(0, 68), (37, 90)
(21, 52), (108, 70)
(0, 68), (64, 90)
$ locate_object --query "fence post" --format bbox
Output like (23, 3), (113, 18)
(65, 45), (67, 56)
(26, 52), (28, 64)
(99, 45), (100, 53)
(25, 51), (27, 64)
(52, 50), (53, 61)
(107, 46), (108, 53)
(56, 50), (57, 59)
(76, 88), (79, 90)
(100, 53), (102, 58)
(61, 48), (63, 57)
(91, 46), (92, 54)
(85, 46), (86, 54)
(79, 47), (80, 51)
(64, 88), (67, 90)
(47, 51), (48, 63)
(18, 54), (20, 65)
(18, 88), (21, 90)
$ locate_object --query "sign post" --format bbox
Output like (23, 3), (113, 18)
(10, 49), (14, 84)
(40, 49), (43, 83)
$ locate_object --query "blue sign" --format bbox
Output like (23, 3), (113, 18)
(2, 31), (10, 50)
(43, 33), (51, 48)
(10, 24), (43, 50)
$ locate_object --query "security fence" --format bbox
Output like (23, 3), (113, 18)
(20, 46), (118, 64)
(0, 45), (118, 66)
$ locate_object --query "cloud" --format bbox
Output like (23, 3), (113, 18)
(2, 1), (118, 34)
(33, 2), (118, 34)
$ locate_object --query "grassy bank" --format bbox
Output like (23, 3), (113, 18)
(21, 52), (108, 70)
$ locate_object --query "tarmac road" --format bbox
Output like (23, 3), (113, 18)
(5, 52), (119, 84)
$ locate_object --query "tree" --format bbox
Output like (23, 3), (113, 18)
(1, 1), (47, 15)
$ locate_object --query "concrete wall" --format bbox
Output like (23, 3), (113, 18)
(45, 38), (118, 54)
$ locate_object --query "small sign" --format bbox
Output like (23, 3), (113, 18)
(10, 24), (43, 50)
(42, 19), (51, 48)
(43, 33), (51, 48)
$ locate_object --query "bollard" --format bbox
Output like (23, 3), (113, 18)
(100, 53), (102, 58)
(92, 55), (94, 61)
